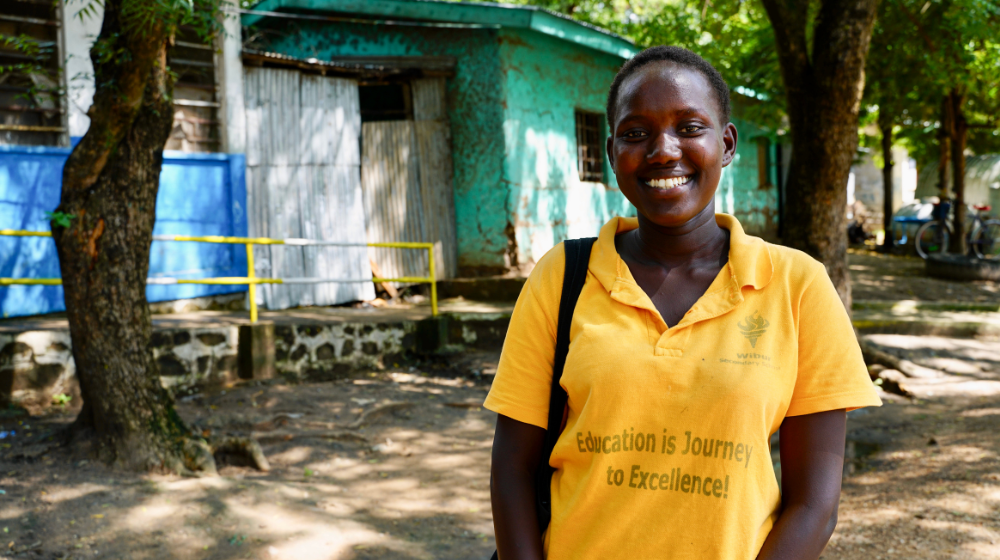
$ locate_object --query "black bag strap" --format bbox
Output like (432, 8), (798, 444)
(534, 236), (597, 532)
(490, 237), (596, 560)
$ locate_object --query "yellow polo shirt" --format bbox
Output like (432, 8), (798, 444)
(485, 214), (880, 560)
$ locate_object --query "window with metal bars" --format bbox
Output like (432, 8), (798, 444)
(0, 0), (65, 146)
(575, 110), (604, 183)
(166, 26), (220, 152)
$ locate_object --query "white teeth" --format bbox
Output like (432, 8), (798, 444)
(646, 176), (692, 189)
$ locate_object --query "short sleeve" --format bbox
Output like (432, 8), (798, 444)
(483, 244), (566, 428)
(786, 263), (882, 417)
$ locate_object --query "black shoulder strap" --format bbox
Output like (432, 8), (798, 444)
(534, 236), (597, 533)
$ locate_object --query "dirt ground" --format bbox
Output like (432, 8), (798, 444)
(2, 338), (1000, 560)
(849, 249), (1000, 303)
(0, 360), (500, 560)
(0, 252), (998, 560)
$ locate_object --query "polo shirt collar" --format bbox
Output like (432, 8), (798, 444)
(590, 213), (774, 295)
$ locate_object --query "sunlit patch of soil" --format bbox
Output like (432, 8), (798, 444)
(0, 369), (498, 560)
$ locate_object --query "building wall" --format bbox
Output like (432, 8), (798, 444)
(848, 147), (917, 231)
(253, 19), (785, 271)
(916, 155), (1000, 211)
(712, 118), (781, 240)
(254, 22), (509, 273)
(497, 34), (783, 261)
(498, 27), (634, 266)
(0, 146), (248, 318)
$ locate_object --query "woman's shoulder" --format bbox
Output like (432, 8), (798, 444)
(758, 239), (829, 287)
(523, 242), (568, 305)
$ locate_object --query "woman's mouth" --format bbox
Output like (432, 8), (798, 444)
(644, 175), (693, 190)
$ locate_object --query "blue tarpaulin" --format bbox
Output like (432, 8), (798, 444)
(0, 145), (248, 318)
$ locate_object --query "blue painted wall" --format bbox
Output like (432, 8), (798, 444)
(0, 146), (248, 318)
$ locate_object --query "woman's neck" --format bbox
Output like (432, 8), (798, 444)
(624, 204), (729, 268)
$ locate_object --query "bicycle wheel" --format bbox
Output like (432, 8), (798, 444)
(915, 221), (950, 259)
(972, 220), (1000, 259)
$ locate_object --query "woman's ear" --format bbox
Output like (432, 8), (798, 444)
(721, 122), (738, 167)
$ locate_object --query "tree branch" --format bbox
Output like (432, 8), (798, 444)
(759, 0), (810, 95)
(61, 1), (170, 194)
(894, 0), (936, 53)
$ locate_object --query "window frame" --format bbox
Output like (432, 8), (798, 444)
(575, 109), (605, 184)
(0, 0), (68, 147)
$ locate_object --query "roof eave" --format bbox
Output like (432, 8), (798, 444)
(243, 0), (638, 59)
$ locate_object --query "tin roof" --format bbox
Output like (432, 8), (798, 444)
(242, 0), (639, 59)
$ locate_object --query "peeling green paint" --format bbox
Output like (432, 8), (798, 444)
(498, 27), (633, 265)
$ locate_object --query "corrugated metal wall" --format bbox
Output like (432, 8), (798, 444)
(244, 67), (375, 309)
(362, 78), (458, 283)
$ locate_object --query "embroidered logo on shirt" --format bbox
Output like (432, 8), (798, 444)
(737, 311), (769, 348)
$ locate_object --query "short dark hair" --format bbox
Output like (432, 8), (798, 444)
(606, 46), (731, 130)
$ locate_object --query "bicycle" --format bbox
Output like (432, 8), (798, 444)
(973, 210), (1000, 259)
(913, 201), (1000, 259)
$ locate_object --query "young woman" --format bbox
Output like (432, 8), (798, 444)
(485, 46), (880, 560)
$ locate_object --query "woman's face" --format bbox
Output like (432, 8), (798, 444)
(607, 63), (737, 229)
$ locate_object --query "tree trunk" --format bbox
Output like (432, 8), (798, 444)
(948, 90), (968, 256)
(938, 95), (952, 200)
(880, 118), (894, 249)
(50, 0), (198, 471)
(937, 145), (951, 199)
(760, 0), (879, 310)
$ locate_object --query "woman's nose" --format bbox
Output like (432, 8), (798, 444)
(647, 132), (682, 164)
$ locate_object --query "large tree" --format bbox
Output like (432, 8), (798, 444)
(757, 0), (879, 306)
(51, 0), (233, 471)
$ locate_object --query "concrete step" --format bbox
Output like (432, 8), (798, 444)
(852, 304), (1000, 339)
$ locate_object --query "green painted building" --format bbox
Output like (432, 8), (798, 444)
(243, 0), (784, 277)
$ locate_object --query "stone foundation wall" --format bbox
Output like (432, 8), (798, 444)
(150, 328), (241, 392)
(1, 319), (419, 413)
(273, 322), (415, 381)
(0, 331), (77, 415)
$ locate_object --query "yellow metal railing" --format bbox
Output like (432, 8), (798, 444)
(0, 230), (438, 322)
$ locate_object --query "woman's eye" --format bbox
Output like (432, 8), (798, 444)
(680, 126), (702, 134)
(622, 130), (647, 139)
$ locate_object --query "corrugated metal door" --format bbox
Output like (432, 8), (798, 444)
(412, 78), (458, 279)
(361, 121), (428, 285)
(362, 78), (457, 282)
(244, 67), (374, 309)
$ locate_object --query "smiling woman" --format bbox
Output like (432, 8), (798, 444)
(487, 46), (882, 560)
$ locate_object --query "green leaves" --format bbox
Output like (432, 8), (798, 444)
(45, 212), (76, 229)
(864, 0), (1000, 166)
(71, 0), (106, 23)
